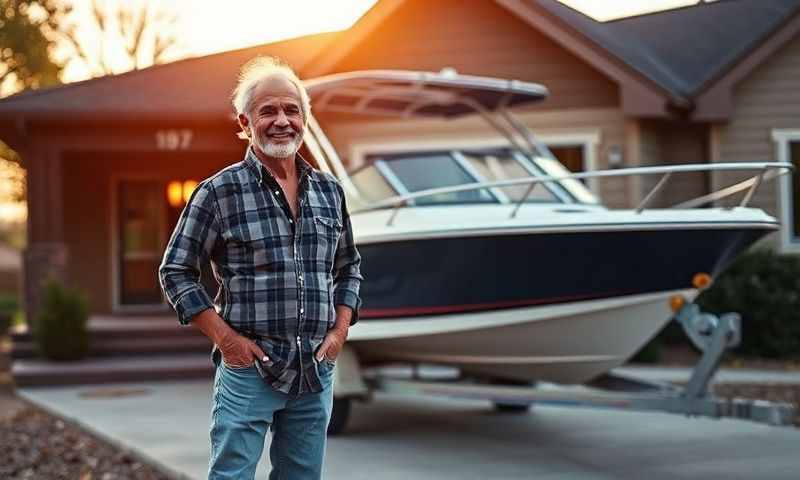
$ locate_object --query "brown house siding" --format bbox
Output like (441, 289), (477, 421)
(716, 32), (800, 195)
(636, 120), (709, 208)
(327, 0), (619, 111)
(714, 32), (800, 248)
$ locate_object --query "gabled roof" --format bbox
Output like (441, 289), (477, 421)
(1, 0), (799, 124)
(537, 0), (800, 98)
(0, 31), (339, 122)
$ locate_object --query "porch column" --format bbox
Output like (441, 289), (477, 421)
(22, 147), (68, 324)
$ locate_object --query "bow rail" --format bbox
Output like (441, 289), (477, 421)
(350, 162), (793, 225)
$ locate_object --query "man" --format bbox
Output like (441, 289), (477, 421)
(158, 56), (363, 480)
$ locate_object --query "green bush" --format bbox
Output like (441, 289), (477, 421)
(0, 293), (19, 335)
(33, 278), (90, 361)
(693, 249), (800, 358)
(0, 292), (18, 314)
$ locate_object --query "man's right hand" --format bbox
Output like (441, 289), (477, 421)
(191, 308), (268, 368)
(218, 330), (268, 368)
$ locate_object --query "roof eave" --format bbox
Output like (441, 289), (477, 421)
(692, 6), (800, 121)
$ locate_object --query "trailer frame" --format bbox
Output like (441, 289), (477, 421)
(329, 303), (796, 434)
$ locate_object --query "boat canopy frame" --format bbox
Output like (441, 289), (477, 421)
(302, 70), (794, 224)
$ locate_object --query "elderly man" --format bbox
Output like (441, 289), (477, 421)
(158, 56), (363, 480)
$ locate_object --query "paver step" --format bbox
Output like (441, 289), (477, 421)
(12, 353), (215, 387)
(11, 335), (213, 359)
(10, 316), (211, 360)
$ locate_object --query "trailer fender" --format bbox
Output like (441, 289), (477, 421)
(332, 345), (369, 398)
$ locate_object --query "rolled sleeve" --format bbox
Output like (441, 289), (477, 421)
(158, 180), (221, 325)
(332, 185), (364, 326)
(173, 286), (214, 325)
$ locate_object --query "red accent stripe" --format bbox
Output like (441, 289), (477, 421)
(360, 291), (637, 319)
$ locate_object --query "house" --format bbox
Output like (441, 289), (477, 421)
(0, 243), (21, 294)
(0, 0), (798, 326)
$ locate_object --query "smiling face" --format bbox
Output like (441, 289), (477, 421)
(238, 73), (305, 160)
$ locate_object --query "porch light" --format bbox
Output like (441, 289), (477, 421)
(167, 181), (183, 208)
(166, 179), (199, 208)
(182, 180), (198, 203)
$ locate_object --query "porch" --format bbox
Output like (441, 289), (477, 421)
(10, 314), (213, 387)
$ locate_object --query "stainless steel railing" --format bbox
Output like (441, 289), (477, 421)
(350, 162), (793, 226)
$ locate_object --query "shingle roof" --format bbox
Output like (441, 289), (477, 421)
(536, 0), (800, 98)
(0, 31), (339, 121)
(1, 0), (798, 121)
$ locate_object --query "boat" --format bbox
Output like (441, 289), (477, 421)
(299, 70), (791, 385)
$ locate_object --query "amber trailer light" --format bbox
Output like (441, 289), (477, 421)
(692, 272), (712, 289)
(669, 295), (686, 313)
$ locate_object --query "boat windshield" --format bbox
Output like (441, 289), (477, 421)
(349, 148), (599, 206)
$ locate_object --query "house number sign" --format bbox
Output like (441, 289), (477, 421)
(155, 129), (193, 150)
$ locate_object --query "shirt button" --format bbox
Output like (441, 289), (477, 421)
(274, 190), (280, 195)
(300, 308), (304, 314)
(289, 219), (293, 224)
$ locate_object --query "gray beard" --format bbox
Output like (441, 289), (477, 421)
(254, 133), (303, 159)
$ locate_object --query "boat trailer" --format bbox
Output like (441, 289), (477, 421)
(329, 303), (796, 434)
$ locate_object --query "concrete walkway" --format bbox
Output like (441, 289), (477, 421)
(18, 369), (800, 480)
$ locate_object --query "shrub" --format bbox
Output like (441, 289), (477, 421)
(33, 278), (90, 361)
(693, 249), (800, 358)
(0, 292), (17, 311)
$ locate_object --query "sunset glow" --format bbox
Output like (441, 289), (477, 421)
(58, 0), (704, 82)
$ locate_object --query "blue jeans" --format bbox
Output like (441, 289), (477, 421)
(208, 359), (335, 479)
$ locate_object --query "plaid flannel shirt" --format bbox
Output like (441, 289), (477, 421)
(158, 148), (363, 395)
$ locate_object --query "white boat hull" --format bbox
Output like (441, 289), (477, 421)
(349, 289), (697, 384)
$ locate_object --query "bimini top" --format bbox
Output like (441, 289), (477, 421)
(304, 69), (549, 119)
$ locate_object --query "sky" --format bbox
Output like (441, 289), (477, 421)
(59, 0), (702, 82)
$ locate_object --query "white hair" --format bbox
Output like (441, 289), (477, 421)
(232, 56), (311, 139)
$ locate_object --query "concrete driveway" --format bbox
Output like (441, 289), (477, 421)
(18, 375), (799, 480)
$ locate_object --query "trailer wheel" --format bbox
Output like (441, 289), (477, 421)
(488, 378), (535, 413)
(492, 402), (532, 413)
(327, 397), (352, 435)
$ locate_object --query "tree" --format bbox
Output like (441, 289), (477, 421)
(0, 143), (23, 204)
(61, 0), (179, 77)
(0, 0), (68, 93)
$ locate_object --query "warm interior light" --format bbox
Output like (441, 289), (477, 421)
(669, 295), (686, 313)
(692, 272), (712, 289)
(167, 181), (183, 208)
(182, 180), (198, 204)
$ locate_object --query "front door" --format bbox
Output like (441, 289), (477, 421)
(114, 177), (218, 311)
(116, 179), (166, 308)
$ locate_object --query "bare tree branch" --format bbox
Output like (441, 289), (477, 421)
(128, 3), (149, 70)
(57, 1), (180, 77)
(61, 24), (104, 77)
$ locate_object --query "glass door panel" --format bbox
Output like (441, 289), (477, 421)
(117, 180), (164, 306)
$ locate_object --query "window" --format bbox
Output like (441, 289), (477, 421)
(771, 130), (800, 252)
(459, 150), (560, 202)
(375, 152), (497, 205)
(791, 141), (800, 242)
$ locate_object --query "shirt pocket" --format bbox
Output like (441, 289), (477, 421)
(313, 215), (342, 269)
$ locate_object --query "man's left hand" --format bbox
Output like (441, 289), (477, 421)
(316, 326), (348, 362)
